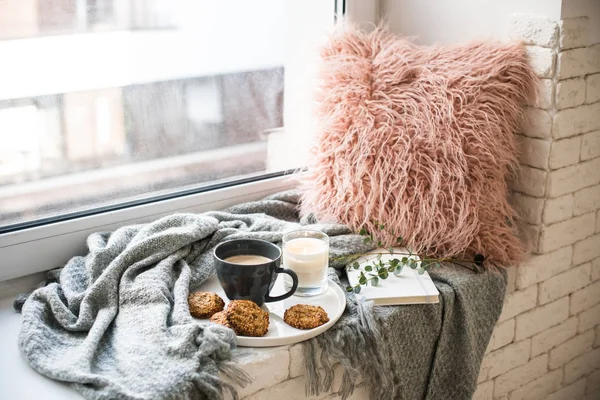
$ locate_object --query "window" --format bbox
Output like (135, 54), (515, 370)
(0, 0), (335, 232)
(0, 0), (384, 282)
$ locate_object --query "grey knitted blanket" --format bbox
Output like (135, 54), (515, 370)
(14, 190), (505, 400)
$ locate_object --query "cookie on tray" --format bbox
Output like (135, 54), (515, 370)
(283, 304), (329, 330)
(188, 292), (225, 319)
(209, 311), (233, 329)
(226, 300), (270, 337)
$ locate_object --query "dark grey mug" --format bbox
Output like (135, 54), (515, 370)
(213, 239), (298, 306)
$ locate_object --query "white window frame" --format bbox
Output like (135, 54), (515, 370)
(0, 0), (380, 282)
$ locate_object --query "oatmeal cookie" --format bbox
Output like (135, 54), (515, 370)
(283, 304), (329, 330)
(225, 300), (270, 337)
(188, 292), (225, 319)
(209, 311), (233, 329)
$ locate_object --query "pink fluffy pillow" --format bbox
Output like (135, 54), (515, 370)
(300, 27), (536, 267)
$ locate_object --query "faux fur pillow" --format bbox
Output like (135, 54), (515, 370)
(300, 27), (536, 267)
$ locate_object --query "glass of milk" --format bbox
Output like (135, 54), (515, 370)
(282, 229), (329, 296)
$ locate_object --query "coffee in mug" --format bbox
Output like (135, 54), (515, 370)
(213, 239), (298, 306)
(224, 255), (272, 265)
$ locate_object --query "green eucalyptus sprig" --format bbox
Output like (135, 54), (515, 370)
(343, 222), (486, 294)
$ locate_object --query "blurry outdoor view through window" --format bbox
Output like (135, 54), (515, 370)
(0, 0), (301, 229)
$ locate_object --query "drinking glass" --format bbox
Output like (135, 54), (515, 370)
(282, 229), (329, 296)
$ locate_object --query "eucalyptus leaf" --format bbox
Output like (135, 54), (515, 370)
(371, 277), (379, 286)
(346, 286), (353, 292)
(352, 261), (360, 270)
(354, 286), (361, 294)
(417, 268), (425, 275)
(365, 265), (372, 272)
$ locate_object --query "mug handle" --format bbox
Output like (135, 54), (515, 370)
(264, 267), (298, 303)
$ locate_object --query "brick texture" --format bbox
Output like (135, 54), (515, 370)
(528, 79), (554, 109)
(488, 318), (515, 352)
(555, 78), (586, 110)
(557, 47), (593, 79)
(573, 186), (600, 216)
(494, 354), (548, 397)
(545, 378), (586, 400)
(546, 158), (600, 197)
(581, 130), (600, 160)
(539, 213), (595, 253)
(480, 340), (531, 379)
(543, 195), (573, 224)
(573, 235), (600, 265)
(499, 285), (538, 322)
(538, 263), (590, 304)
(522, 108), (552, 139)
(516, 247), (572, 289)
(559, 17), (588, 50)
(511, 166), (547, 197)
(564, 348), (600, 384)
(549, 136), (581, 169)
(552, 102), (600, 139)
(548, 330), (595, 369)
(510, 193), (544, 225)
(571, 279), (600, 315)
(586, 74), (600, 104)
(510, 15), (559, 48)
(578, 302), (600, 333)
(531, 317), (578, 357)
(517, 136), (550, 169)
(526, 46), (556, 78)
(507, 369), (562, 400)
(515, 297), (569, 340)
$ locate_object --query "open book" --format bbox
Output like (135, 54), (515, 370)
(346, 248), (440, 305)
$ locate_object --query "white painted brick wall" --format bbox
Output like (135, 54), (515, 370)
(581, 130), (600, 160)
(552, 102), (600, 139)
(509, 193), (544, 225)
(528, 79), (554, 109)
(480, 340), (531, 379)
(531, 317), (578, 357)
(588, 369), (600, 394)
(549, 136), (581, 169)
(573, 185), (600, 216)
(517, 136), (550, 169)
(555, 78), (586, 109)
(586, 74), (600, 104)
(510, 166), (546, 197)
(525, 46), (556, 78)
(570, 279), (600, 315)
(559, 17), (588, 50)
(538, 263), (590, 304)
(545, 378), (586, 400)
(592, 258), (600, 281)
(494, 354), (548, 397)
(473, 380), (493, 400)
(515, 297), (569, 340)
(516, 246), (572, 289)
(510, 15), (558, 48)
(548, 330), (595, 369)
(499, 285), (537, 322)
(508, 369), (562, 400)
(564, 348), (600, 384)
(578, 302), (600, 333)
(573, 234), (600, 265)
(546, 158), (600, 197)
(522, 107), (553, 138)
(557, 47), (593, 79)
(539, 212), (595, 253)
(543, 195), (573, 224)
(487, 318), (515, 352)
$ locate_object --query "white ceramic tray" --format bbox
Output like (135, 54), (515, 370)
(193, 276), (346, 347)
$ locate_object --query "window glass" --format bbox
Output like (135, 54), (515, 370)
(0, 0), (330, 229)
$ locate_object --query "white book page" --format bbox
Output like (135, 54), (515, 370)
(346, 248), (439, 304)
